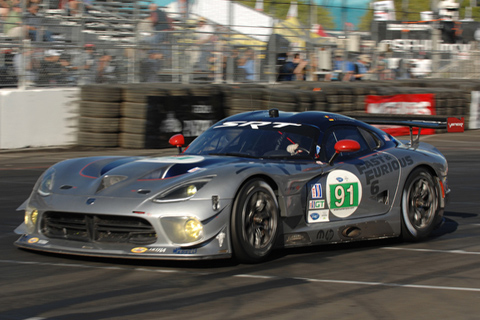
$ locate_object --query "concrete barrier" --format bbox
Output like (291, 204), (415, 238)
(0, 88), (79, 149)
(2, 80), (478, 150)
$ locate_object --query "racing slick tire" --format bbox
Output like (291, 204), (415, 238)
(401, 168), (440, 241)
(231, 179), (279, 263)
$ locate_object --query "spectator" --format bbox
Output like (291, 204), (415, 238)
(147, 4), (171, 45)
(373, 60), (394, 80)
(193, 17), (215, 72)
(58, 53), (76, 85)
(37, 49), (62, 85)
(223, 47), (241, 81)
(13, 47), (41, 85)
(352, 54), (372, 81)
(24, 3), (53, 42)
(292, 53), (308, 81)
(277, 53), (296, 81)
(0, 0), (17, 21)
(325, 52), (354, 81)
(237, 47), (255, 81)
(0, 49), (17, 87)
(96, 50), (122, 83)
(69, 0), (93, 15)
(71, 43), (97, 84)
(394, 58), (414, 80)
(4, 4), (23, 38)
(140, 50), (163, 83)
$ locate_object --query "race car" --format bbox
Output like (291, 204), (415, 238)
(14, 109), (463, 263)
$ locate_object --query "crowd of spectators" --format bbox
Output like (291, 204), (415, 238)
(0, 1), (420, 87)
(324, 51), (417, 82)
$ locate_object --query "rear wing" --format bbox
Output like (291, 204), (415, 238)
(346, 113), (464, 146)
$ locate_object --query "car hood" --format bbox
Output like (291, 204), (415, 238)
(47, 155), (240, 199)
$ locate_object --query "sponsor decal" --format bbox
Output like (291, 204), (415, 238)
(309, 200), (325, 209)
(379, 39), (471, 54)
(173, 248), (197, 254)
(131, 247), (148, 253)
(316, 229), (335, 242)
(187, 167), (206, 173)
(138, 156), (204, 164)
(356, 154), (413, 195)
(326, 170), (362, 218)
(447, 117), (465, 132)
(311, 183), (323, 199)
(308, 209), (329, 223)
(28, 237), (39, 244)
(147, 247), (167, 253)
(214, 121), (302, 129)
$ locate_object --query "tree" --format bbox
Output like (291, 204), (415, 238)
(358, 0), (480, 32)
(238, 0), (335, 29)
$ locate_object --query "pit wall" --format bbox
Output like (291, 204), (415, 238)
(1, 80), (479, 150)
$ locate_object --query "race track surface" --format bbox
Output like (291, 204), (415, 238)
(1, 131), (479, 320)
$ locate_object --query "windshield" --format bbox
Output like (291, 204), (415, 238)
(184, 121), (321, 159)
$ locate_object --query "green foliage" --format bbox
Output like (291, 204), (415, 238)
(359, 0), (480, 32)
(237, 0), (335, 29)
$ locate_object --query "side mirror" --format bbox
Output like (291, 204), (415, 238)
(329, 139), (361, 165)
(169, 134), (185, 153)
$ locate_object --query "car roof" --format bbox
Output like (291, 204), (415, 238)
(222, 110), (360, 130)
(220, 109), (395, 147)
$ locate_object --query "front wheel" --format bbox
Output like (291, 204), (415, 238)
(231, 179), (279, 263)
(401, 168), (440, 241)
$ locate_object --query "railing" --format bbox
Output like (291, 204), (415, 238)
(0, 0), (476, 89)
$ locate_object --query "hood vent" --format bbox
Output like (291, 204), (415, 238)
(97, 175), (127, 193)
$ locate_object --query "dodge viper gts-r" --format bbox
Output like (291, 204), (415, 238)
(14, 109), (462, 263)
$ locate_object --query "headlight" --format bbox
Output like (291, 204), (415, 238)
(161, 216), (204, 244)
(24, 209), (38, 234)
(38, 167), (55, 196)
(153, 177), (213, 202)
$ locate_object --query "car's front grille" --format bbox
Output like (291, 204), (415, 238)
(41, 211), (157, 245)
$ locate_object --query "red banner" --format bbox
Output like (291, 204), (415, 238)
(365, 94), (436, 136)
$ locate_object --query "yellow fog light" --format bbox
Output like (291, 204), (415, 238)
(161, 216), (204, 244)
(25, 209), (38, 233)
(184, 218), (203, 241)
(186, 185), (197, 197)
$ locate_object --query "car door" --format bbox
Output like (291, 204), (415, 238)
(306, 125), (401, 224)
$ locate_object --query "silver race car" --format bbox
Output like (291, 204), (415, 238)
(14, 109), (463, 263)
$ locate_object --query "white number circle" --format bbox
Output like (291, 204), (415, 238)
(326, 170), (362, 218)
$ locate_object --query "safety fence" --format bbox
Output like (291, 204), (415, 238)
(77, 78), (477, 148)
(1, 0), (480, 89)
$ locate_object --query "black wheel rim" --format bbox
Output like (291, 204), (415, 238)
(406, 176), (436, 230)
(242, 189), (277, 249)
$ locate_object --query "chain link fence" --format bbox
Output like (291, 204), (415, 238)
(0, 0), (478, 89)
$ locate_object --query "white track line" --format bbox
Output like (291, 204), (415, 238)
(2, 258), (480, 293)
(382, 247), (480, 255)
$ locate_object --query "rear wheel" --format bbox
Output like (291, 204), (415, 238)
(401, 168), (439, 241)
(231, 179), (279, 263)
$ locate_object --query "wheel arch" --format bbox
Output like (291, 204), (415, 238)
(234, 174), (287, 217)
(404, 163), (445, 208)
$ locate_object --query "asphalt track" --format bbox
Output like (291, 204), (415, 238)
(1, 131), (480, 320)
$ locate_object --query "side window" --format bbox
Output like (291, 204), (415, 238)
(359, 127), (383, 150)
(321, 125), (371, 162)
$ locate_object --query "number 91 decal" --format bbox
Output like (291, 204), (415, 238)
(326, 170), (362, 218)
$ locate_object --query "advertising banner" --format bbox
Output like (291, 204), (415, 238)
(365, 93), (436, 136)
